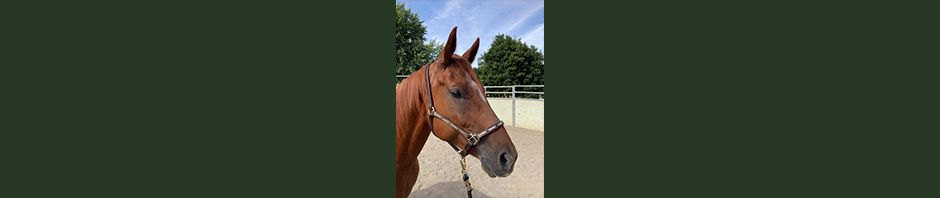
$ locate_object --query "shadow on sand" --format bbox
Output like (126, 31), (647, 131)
(409, 181), (493, 198)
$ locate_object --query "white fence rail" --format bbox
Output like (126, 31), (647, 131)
(483, 85), (544, 128)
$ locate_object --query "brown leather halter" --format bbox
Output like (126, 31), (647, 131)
(425, 65), (504, 198)
(425, 65), (505, 156)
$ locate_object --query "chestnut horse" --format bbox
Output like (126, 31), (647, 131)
(396, 27), (518, 198)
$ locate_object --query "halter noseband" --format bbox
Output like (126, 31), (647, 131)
(425, 64), (504, 198)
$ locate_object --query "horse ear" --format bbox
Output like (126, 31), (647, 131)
(437, 26), (458, 65)
(462, 37), (480, 64)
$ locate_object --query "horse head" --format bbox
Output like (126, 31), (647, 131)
(427, 27), (517, 177)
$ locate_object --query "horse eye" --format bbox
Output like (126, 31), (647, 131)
(451, 90), (462, 98)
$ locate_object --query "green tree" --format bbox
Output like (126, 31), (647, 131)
(426, 38), (443, 67)
(475, 34), (545, 98)
(396, 2), (442, 83)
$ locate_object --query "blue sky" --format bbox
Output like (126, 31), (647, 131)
(399, 0), (544, 68)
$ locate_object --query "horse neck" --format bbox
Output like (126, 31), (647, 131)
(396, 65), (434, 164)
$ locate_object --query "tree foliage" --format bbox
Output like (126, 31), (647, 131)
(396, 2), (442, 83)
(474, 34), (545, 98)
(426, 38), (443, 66)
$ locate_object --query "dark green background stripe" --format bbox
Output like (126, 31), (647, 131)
(547, 1), (934, 197)
(5, 1), (392, 197)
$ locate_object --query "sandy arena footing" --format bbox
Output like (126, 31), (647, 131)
(409, 126), (544, 198)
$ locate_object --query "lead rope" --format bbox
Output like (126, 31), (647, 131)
(460, 154), (473, 198)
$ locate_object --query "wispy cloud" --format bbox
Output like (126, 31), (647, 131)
(501, 3), (545, 34)
(434, 1), (462, 19)
(521, 23), (544, 51)
(401, 0), (545, 68)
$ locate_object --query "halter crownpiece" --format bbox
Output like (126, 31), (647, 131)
(424, 64), (505, 198)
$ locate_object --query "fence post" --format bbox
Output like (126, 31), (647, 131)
(511, 85), (516, 127)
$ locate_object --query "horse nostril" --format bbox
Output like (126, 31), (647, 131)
(499, 152), (511, 169)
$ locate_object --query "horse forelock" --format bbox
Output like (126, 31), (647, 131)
(443, 54), (488, 105)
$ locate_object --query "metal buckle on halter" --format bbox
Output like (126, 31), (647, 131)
(467, 134), (480, 146)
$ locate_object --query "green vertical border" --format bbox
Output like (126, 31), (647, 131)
(4, 1), (392, 197)
(547, 0), (934, 197)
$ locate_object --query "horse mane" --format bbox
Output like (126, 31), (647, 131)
(396, 62), (431, 139)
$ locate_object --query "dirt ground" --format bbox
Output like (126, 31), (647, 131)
(409, 126), (544, 198)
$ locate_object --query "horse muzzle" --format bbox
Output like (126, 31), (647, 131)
(479, 147), (517, 178)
